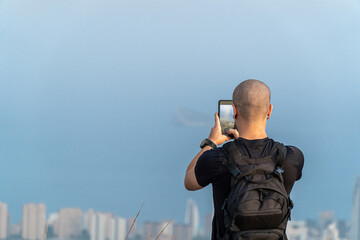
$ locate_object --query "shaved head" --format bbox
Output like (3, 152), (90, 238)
(232, 79), (271, 122)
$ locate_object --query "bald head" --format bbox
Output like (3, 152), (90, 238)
(232, 79), (271, 122)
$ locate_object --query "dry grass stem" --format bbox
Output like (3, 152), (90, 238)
(125, 202), (144, 240)
(147, 234), (152, 240)
(154, 219), (173, 240)
(326, 232), (333, 240)
(44, 221), (49, 240)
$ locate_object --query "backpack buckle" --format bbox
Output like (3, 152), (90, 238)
(222, 159), (243, 179)
(230, 166), (242, 179)
(275, 167), (284, 174)
(273, 167), (284, 182)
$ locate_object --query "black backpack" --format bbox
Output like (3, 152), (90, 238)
(219, 140), (293, 240)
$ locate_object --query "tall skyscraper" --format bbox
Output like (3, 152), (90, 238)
(84, 210), (126, 240)
(57, 208), (83, 240)
(22, 203), (46, 240)
(87, 212), (112, 240)
(352, 177), (360, 240)
(185, 198), (200, 238)
(0, 202), (8, 239)
(111, 216), (126, 240)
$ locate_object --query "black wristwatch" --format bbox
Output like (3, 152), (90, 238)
(200, 138), (217, 149)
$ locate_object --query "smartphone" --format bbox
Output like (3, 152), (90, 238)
(218, 100), (236, 136)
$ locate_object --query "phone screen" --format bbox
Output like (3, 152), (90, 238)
(218, 100), (235, 134)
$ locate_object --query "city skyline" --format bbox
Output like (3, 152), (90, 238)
(0, 199), (208, 231)
(0, 198), (355, 240)
(0, 198), (211, 240)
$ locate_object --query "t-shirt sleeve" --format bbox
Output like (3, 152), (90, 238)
(286, 146), (305, 181)
(194, 148), (226, 187)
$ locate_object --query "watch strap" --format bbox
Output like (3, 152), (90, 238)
(200, 138), (217, 149)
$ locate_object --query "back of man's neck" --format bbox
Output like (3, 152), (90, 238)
(236, 121), (268, 140)
(237, 133), (268, 140)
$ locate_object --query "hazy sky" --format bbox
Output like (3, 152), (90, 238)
(1, 0), (360, 225)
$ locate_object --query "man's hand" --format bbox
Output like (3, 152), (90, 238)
(208, 112), (236, 145)
(225, 128), (240, 139)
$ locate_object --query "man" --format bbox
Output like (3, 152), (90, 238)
(184, 79), (304, 240)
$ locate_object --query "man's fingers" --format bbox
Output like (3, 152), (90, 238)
(214, 112), (220, 127)
(226, 128), (240, 138)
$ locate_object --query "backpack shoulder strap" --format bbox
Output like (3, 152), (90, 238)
(221, 141), (244, 179)
(270, 141), (287, 172)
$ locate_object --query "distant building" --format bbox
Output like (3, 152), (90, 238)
(0, 202), (8, 239)
(47, 213), (59, 236)
(143, 220), (173, 240)
(203, 213), (213, 238)
(57, 208), (83, 240)
(83, 209), (96, 237)
(305, 219), (322, 240)
(185, 199), (199, 238)
(83, 210), (126, 240)
(87, 212), (112, 240)
(286, 220), (309, 240)
(323, 220), (350, 240)
(286, 218), (350, 240)
(112, 216), (126, 240)
(9, 223), (21, 236)
(352, 177), (360, 240)
(22, 203), (46, 240)
(173, 223), (192, 240)
(319, 211), (334, 231)
(126, 217), (138, 238)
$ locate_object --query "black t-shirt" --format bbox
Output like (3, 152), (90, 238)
(194, 137), (304, 240)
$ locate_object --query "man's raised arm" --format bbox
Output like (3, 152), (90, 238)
(184, 145), (212, 191)
(184, 113), (238, 191)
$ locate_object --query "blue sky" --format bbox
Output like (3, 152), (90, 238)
(1, 0), (360, 225)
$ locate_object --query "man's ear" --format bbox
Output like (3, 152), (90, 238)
(267, 104), (273, 119)
(232, 104), (237, 119)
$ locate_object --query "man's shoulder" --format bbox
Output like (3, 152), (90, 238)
(267, 138), (303, 161)
(284, 145), (304, 163)
(285, 145), (302, 154)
